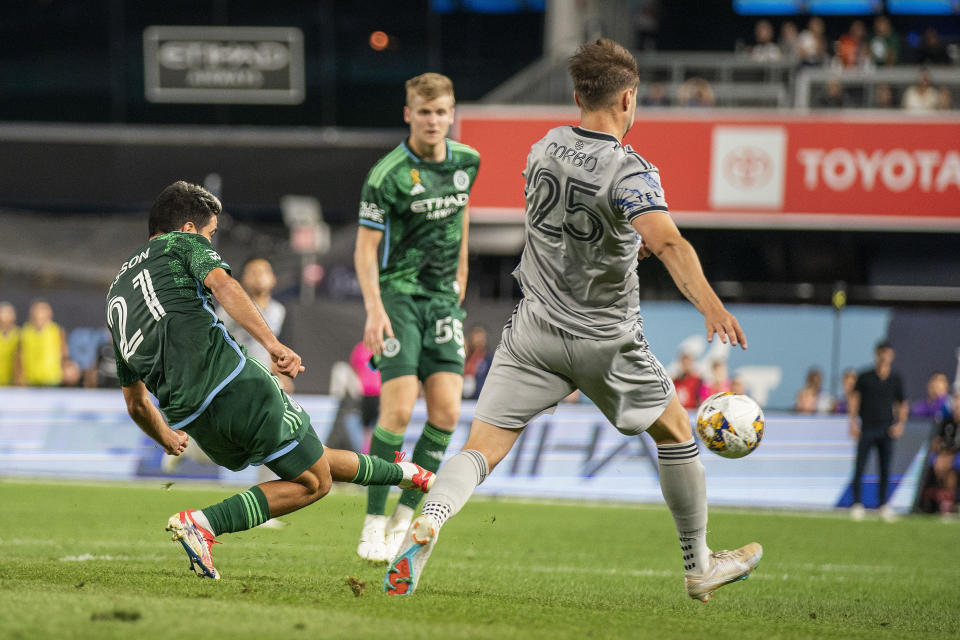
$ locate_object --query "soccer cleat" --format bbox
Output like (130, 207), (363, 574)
(879, 504), (897, 523)
(384, 505), (414, 560)
(685, 542), (762, 602)
(384, 515), (438, 596)
(850, 503), (866, 521)
(357, 513), (390, 563)
(395, 451), (435, 493)
(166, 510), (220, 579)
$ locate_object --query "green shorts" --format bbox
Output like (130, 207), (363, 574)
(374, 293), (466, 383)
(182, 357), (324, 480)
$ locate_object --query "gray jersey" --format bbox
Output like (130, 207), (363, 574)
(513, 125), (669, 339)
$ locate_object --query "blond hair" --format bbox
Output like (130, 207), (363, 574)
(405, 72), (455, 105)
(568, 39), (639, 111)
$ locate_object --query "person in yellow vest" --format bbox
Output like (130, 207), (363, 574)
(17, 300), (74, 387)
(0, 302), (19, 386)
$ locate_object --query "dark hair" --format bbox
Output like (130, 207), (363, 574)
(148, 181), (221, 237)
(875, 339), (893, 351)
(568, 39), (639, 111)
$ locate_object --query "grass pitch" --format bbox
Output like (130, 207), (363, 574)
(0, 480), (957, 640)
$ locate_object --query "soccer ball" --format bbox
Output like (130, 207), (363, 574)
(695, 392), (764, 459)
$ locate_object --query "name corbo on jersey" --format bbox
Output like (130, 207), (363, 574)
(515, 125), (669, 340)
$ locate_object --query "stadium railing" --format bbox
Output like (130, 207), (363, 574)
(794, 66), (960, 109)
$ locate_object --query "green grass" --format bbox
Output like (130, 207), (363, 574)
(0, 480), (957, 639)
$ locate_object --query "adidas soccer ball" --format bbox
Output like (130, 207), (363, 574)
(695, 392), (764, 459)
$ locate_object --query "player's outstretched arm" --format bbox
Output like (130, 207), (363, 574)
(632, 212), (747, 350)
(354, 226), (394, 356)
(122, 381), (188, 455)
(204, 267), (304, 377)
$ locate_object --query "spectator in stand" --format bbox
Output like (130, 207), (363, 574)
(17, 300), (78, 387)
(847, 340), (907, 523)
(217, 257), (291, 391)
(730, 375), (747, 396)
(750, 19), (782, 62)
(914, 27), (951, 66)
(903, 69), (939, 112)
(869, 15), (899, 67)
(795, 367), (833, 414)
(349, 341), (382, 452)
(779, 21), (800, 62)
(797, 16), (828, 67)
(834, 19), (869, 70)
(834, 368), (857, 414)
(873, 83), (895, 109)
(699, 358), (732, 403)
(936, 87), (953, 111)
(928, 391), (960, 517)
(462, 325), (493, 400)
(672, 351), (703, 410)
(640, 82), (670, 107)
(0, 302), (19, 386)
(911, 372), (952, 419)
(676, 77), (716, 108)
(818, 78), (850, 108)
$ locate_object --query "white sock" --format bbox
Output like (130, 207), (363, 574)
(657, 439), (710, 574)
(193, 509), (214, 534)
(389, 503), (414, 527)
(420, 450), (489, 529)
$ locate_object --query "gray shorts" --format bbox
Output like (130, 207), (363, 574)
(474, 299), (675, 434)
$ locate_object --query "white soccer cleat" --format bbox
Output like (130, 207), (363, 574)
(357, 514), (390, 563)
(685, 542), (762, 602)
(166, 510), (220, 579)
(879, 504), (897, 523)
(394, 451), (435, 493)
(384, 515), (439, 596)
(384, 506), (414, 560)
(850, 503), (866, 521)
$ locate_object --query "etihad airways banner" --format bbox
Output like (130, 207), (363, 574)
(455, 108), (960, 230)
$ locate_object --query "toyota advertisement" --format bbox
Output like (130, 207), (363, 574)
(455, 108), (960, 230)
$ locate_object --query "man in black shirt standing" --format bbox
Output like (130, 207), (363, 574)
(848, 340), (908, 522)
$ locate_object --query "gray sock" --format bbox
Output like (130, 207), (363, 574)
(420, 450), (489, 529)
(657, 439), (710, 574)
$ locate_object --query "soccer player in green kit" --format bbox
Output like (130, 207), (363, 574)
(107, 181), (434, 579)
(354, 73), (480, 561)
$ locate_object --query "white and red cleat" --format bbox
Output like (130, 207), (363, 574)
(166, 510), (221, 579)
(394, 451), (435, 493)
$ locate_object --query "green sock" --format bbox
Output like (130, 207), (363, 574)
(351, 453), (403, 486)
(201, 486), (270, 535)
(367, 424), (404, 515)
(398, 422), (452, 510)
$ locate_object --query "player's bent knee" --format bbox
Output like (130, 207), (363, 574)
(379, 406), (414, 432)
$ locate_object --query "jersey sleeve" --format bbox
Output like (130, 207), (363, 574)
(358, 173), (392, 232)
(170, 234), (231, 283)
(113, 344), (140, 386)
(611, 168), (669, 222)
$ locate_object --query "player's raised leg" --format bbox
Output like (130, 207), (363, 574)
(385, 372), (460, 558)
(647, 395), (762, 601)
(385, 419), (519, 595)
(358, 375), (419, 562)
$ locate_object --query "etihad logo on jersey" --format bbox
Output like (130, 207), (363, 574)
(411, 192), (469, 220)
(409, 169), (425, 195)
(359, 200), (385, 224)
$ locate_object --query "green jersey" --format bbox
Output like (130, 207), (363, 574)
(358, 138), (480, 300)
(105, 231), (244, 428)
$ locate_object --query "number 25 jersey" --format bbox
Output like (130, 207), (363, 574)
(513, 125), (670, 340)
(105, 232), (244, 427)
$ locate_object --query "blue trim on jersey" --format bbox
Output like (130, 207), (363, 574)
(381, 218), (391, 269)
(258, 439), (300, 465)
(446, 139), (451, 161)
(401, 140), (421, 163)
(169, 281), (247, 430)
(360, 219), (386, 231)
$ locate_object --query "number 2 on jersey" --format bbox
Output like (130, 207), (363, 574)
(108, 268), (166, 361)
